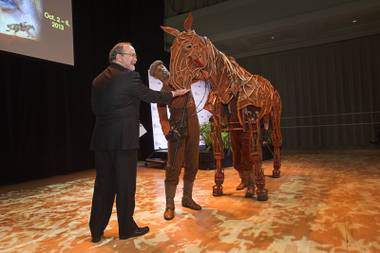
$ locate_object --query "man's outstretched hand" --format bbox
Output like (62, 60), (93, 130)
(171, 89), (190, 97)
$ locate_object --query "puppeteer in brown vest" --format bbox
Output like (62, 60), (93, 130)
(149, 60), (201, 220)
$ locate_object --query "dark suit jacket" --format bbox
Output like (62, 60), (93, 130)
(90, 63), (173, 150)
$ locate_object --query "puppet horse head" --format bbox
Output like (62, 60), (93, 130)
(161, 13), (212, 89)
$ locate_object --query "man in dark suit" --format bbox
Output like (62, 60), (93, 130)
(89, 42), (189, 242)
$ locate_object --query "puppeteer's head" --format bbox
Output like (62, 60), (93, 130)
(149, 60), (170, 82)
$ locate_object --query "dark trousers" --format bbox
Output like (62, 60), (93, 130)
(89, 149), (138, 237)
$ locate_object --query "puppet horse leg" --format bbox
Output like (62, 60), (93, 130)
(240, 131), (255, 198)
(248, 112), (268, 201)
(271, 92), (282, 178)
(211, 120), (224, 196)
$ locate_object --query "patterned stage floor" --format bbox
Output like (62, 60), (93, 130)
(0, 149), (379, 253)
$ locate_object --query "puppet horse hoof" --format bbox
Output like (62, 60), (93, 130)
(272, 169), (281, 178)
(212, 185), (223, 196)
(256, 189), (268, 201)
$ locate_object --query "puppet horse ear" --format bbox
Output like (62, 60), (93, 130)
(184, 12), (193, 31)
(161, 26), (180, 37)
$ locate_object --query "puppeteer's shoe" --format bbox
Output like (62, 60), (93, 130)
(164, 207), (175, 220)
(182, 198), (202, 210)
(245, 185), (255, 198)
(236, 181), (246, 191)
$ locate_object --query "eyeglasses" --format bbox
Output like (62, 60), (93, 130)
(119, 52), (137, 58)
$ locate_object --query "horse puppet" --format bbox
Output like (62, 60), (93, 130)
(161, 13), (282, 201)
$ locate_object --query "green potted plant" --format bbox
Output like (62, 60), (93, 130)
(199, 122), (232, 169)
(200, 122), (231, 151)
(200, 122), (212, 151)
(200, 122), (274, 162)
(261, 127), (274, 160)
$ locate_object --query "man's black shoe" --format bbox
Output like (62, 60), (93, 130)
(119, 226), (149, 240)
(91, 232), (104, 243)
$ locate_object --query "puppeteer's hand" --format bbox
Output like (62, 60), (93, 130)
(171, 89), (190, 97)
(161, 121), (170, 136)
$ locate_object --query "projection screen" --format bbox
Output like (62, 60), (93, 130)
(0, 0), (74, 65)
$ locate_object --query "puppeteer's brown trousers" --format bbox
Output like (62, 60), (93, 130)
(165, 107), (199, 208)
(230, 130), (254, 186)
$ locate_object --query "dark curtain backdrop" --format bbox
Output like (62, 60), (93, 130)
(1, 1), (165, 185)
(239, 34), (380, 150)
